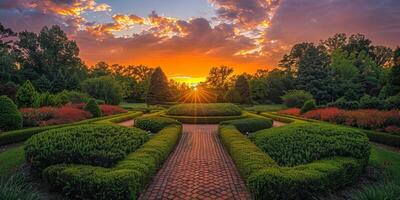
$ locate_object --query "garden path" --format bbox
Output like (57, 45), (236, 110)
(139, 124), (250, 200)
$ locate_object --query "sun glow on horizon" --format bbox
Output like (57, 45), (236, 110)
(170, 75), (206, 87)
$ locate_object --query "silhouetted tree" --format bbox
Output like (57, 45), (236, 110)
(235, 75), (251, 104)
(146, 67), (170, 104)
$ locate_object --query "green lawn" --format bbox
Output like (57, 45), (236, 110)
(243, 104), (286, 112)
(0, 146), (25, 177)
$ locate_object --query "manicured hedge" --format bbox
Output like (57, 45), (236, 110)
(250, 123), (370, 166)
(0, 112), (143, 146)
(220, 124), (370, 200)
(135, 116), (181, 133)
(220, 118), (273, 133)
(162, 113), (247, 124)
(166, 103), (242, 116)
(42, 125), (182, 200)
(25, 124), (149, 171)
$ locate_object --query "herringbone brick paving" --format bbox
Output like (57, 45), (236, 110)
(139, 124), (250, 200)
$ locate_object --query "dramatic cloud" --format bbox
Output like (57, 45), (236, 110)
(1, 0), (399, 77)
(209, 0), (281, 29)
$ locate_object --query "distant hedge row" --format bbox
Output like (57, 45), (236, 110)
(220, 118), (273, 133)
(166, 103), (242, 116)
(220, 123), (370, 199)
(40, 124), (182, 199)
(0, 112), (143, 146)
(162, 113), (247, 124)
(135, 116), (181, 133)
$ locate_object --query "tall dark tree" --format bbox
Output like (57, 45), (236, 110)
(235, 74), (251, 104)
(206, 66), (234, 102)
(387, 47), (400, 96)
(146, 67), (170, 104)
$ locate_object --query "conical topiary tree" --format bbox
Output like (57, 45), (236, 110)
(84, 99), (102, 118)
(235, 75), (251, 104)
(16, 80), (38, 108)
(0, 95), (22, 131)
(146, 67), (171, 104)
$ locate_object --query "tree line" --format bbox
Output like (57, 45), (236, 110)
(1, 23), (399, 108)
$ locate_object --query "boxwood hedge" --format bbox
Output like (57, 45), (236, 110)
(42, 124), (182, 200)
(166, 103), (242, 116)
(220, 123), (370, 200)
(25, 124), (149, 171)
(220, 117), (273, 133)
(135, 116), (181, 133)
(162, 113), (247, 124)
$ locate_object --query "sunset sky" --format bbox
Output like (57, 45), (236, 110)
(1, 0), (400, 83)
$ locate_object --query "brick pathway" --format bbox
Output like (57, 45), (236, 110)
(139, 124), (250, 200)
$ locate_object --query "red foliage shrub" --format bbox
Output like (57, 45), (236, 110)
(99, 105), (128, 116)
(278, 108), (301, 116)
(64, 103), (86, 109)
(40, 106), (91, 126)
(301, 108), (400, 132)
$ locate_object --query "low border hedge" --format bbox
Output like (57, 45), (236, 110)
(166, 103), (242, 116)
(42, 124), (182, 200)
(220, 118), (273, 133)
(162, 113), (247, 124)
(219, 125), (369, 200)
(0, 112), (143, 146)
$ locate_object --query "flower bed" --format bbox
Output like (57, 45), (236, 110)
(19, 104), (127, 127)
(278, 108), (400, 135)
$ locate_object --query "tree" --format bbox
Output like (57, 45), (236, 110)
(0, 95), (22, 131)
(33, 75), (52, 92)
(321, 33), (347, 54)
(16, 80), (37, 108)
(224, 89), (242, 103)
(146, 67), (171, 104)
(372, 46), (393, 68)
(206, 66), (234, 102)
(81, 76), (123, 105)
(387, 47), (400, 96)
(90, 62), (112, 77)
(84, 99), (102, 117)
(281, 90), (314, 108)
(235, 75), (251, 104)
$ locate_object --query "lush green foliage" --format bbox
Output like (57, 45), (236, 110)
(146, 67), (170, 104)
(56, 90), (91, 104)
(220, 124), (369, 199)
(0, 146), (25, 176)
(0, 96), (22, 131)
(135, 116), (181, 133)
(42, 125), (182, 200)
(36, 92), (60, 107)
(167, 103), (242, 116)
(281, 90), (314, 108)
(235, 75), (251, 104)
(0, 112), (141, 146)
(220, 118), (272, 133)
(224, 89), (242, 103)
(243, 104), (286, 113)
(0, 174), (41, 200)
(327, 97), (360, 109)
(300, 99), (316, 113)
(25, 124), (149, 171)
(81, 76), (123, 105)
(16, 80), (38, 108)
(250, 123), (370, 166)
(84, 99), (102, 117)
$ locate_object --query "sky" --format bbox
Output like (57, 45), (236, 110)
(1, 0), (400, 83)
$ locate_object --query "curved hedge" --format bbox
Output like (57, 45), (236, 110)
(220, 118), (273, 133)
(220, 123), (370, 200)
(166, 103), (242, 116)
(135, 116), (181, 133)
(162, 113), (247, 124)
(25, 124), (149, 171)
(42, 125), (182, 200)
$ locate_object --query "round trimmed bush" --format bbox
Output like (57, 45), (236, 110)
(300, 99), (316, 114)
(24, 124), (149, 171)
(0, 96), (22, 131)
(166, 103), (242, 116)
(84, 99), (102, 117)
(251, 123), (370, 167)
(220, 118), (273, 133)
(135, 117), (181, 133)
